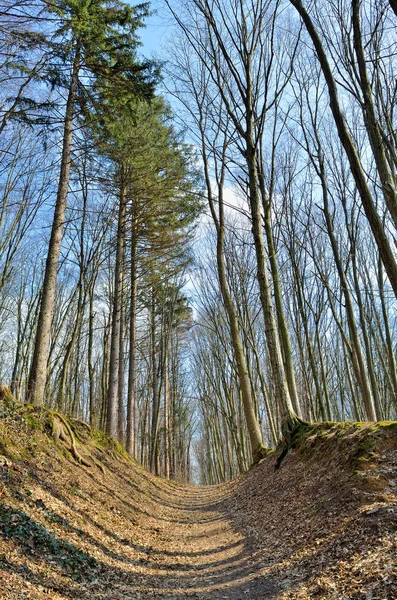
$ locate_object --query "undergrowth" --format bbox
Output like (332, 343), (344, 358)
(0, 505), (99, 581)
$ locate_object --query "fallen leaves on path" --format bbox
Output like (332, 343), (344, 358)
(0, 404), (396, 599)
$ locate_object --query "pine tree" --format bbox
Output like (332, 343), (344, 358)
(27, 0), (156, 406)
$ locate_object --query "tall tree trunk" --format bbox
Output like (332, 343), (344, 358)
(205, 134), (265, 462)
(117, 243), (126, 442)
(258, 163), (302, 418)
(290, 253), (325, 420)
(126, 209), (138, 456)
(55, 280), (84, 412)
(100, 313), (111, 431)
(317, 156), (377, 421)
(246, 134), (298, 427)
(88, 279), (96, 428)
(349, 242), (381, 420)
(352, 0), (397, 229)
(150, 295), (161, 473)
(11, 290), (25, 398)
(163, 352), (170, 479)
(27, 40), (81, 406)
(378, 258), (397, 411)
(313, 320), (332, 421)
(289, 0), (397, 298)
(107, 180), (127, 437)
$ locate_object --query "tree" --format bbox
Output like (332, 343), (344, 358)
(288, 0), (397, 299)
(96, 98), (202, 441)
(27, 0), (156, 406)
(167, 0), (303, 446)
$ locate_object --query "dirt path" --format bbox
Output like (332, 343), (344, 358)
(124, 482), (277, 599)
(2, 409), (397, 600)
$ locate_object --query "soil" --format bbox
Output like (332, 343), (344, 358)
(0, 401), (396, 599)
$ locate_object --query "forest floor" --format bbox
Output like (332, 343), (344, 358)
(0, 396), (397, 599)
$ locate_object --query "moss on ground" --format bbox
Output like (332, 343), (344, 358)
(0, 390), (132, 475)
(283, 420), (397, 476)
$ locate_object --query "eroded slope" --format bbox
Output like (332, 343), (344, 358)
(0, 396), (396, 599)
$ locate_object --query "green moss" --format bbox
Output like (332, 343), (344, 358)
(92, 428), (128, 458)
(92, 429), (109, 447)
(372, 421), (397, 429)
(23, 414), (42, 430)
(288, 419), (397, 472)
(0, 436), (21, 460)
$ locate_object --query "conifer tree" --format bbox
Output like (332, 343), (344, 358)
(95, 98), (202, 440)
(27, 0), (156, 406)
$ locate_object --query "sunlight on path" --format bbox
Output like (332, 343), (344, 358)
(118, 483), (278, 599)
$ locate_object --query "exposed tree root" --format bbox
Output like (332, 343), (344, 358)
(70, 418), (92, 434)
(0, 388), (106, 474)
(50, 412), (105, 474)
(252, 444), (272, 465)
(275, 416), (310, 470)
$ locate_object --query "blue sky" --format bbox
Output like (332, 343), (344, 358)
(133, 0), (171, 59)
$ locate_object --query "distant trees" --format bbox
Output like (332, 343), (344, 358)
(166, 0), (397, 481)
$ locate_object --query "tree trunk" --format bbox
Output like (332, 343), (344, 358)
(117, 242), (126, 442)
(289, 0), (397, 298)
(378, 258), (397, 411)
(258, 164), (302, 418)
(318, 158), (377, 421)
(163, 353), (170, 479)
(206, 135), (265, 462)
(27, 39), (81, 406)
(246, 135), (297, 426)
(88, 279), (96, 428)
(106, 181), (127, 438)
(126, 208), (138, 456)
(352, 0), (397, 230)
(150, 295), (161, 473)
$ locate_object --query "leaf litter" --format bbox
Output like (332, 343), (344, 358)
(0, 400), (396, 599)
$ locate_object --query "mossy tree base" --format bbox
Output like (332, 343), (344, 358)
(252, 444), (272, 465)
(50, 411), (106, 473)
(275, 417), (310, 469)
(0, 384), (16, 404)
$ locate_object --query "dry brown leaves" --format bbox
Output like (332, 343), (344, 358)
(0, 405), (396, 599)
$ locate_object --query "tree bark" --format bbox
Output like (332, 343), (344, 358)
(259, 167), (302, 418)
(319, 158), (377, 421)
(352, 0), (397, 230)
(106, 180), (127, 438)
(27, 39), (81, 406)
(205, 134), (265, 462)
(126, 206), (138, 456)
(88, 279), (96, 428)
(378, 258), (397, 411)
(246, 130), (298, 426)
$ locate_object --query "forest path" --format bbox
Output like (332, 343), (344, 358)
(133, 481), (277, 599)
(2, 405), (397, 600)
